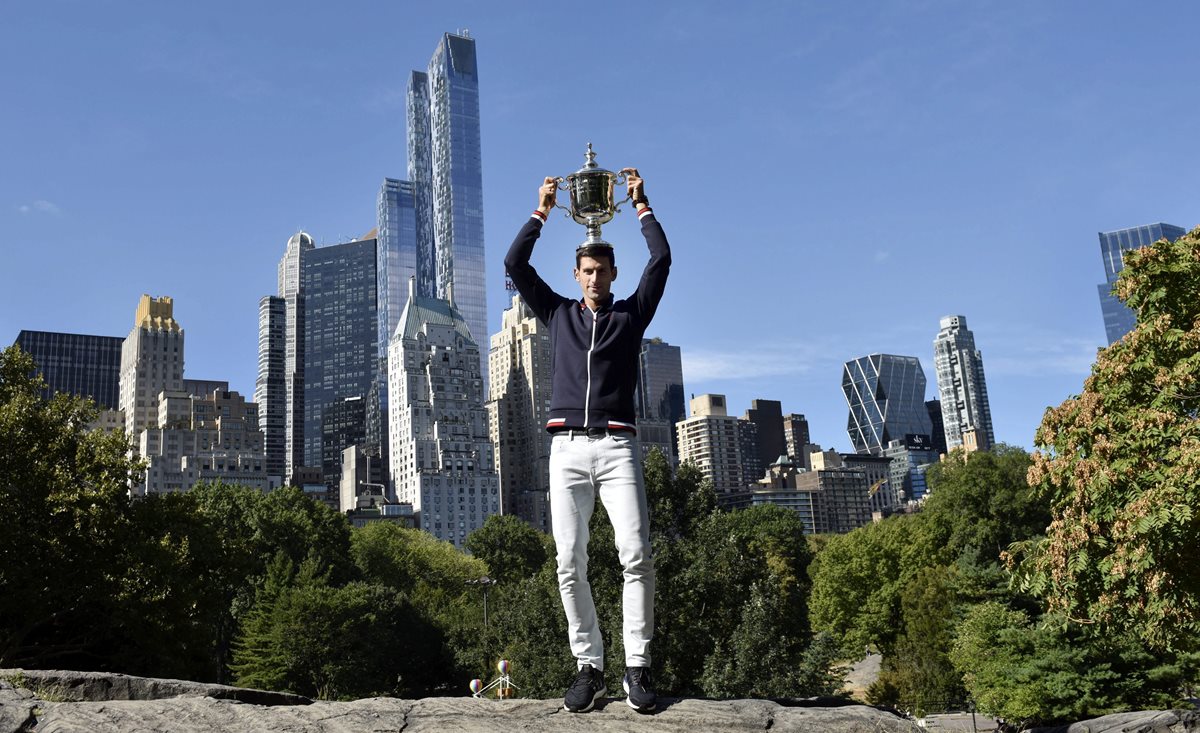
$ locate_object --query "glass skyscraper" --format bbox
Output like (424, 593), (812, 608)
(1097, 222), (1186, 344)
(301, 237), (378, 485)
(407, 31), (487, 380)
(635, 337), (685, 462)
(377, 179), (419, 353)
(14, 330), (124, 409)
(842, 354), (933, 456)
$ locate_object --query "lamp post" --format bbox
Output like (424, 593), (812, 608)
(466, 576), (498, 675)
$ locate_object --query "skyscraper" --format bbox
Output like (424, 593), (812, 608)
(279, 231), (313, 481)
(388, 282), (498, 548)
(842, 354), (933, 456)
(1097, 222), (1186, 344)
(635, 337), (685, 463)
(255, 296), (286, 481)
(406, 31), (487, 385)
(14, 330), (123, 409)
(487, 294), (554, 526)
(302, 237), (378, 492)
(258, 231), (378, 491)
(120, 295), (185, 436)
(377, 179), (420, 353)
(933, 315), (995, 453)
(743, 399), (785, 468)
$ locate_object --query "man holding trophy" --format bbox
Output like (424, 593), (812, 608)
(503, 147), (671, 713)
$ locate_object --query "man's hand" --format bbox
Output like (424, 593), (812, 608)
(538, 177), (558, 215)
(622, 168), (648, 210)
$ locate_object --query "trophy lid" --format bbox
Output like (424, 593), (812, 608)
(572, 143), (615, 178)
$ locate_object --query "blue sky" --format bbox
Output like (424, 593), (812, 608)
(3, 1), (1198, 452)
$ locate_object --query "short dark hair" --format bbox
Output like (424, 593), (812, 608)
(575, 245), (616, 269)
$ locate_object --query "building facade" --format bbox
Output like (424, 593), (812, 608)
(635, 338), (685, 463)
(782, 413), (811, 464)
(842, 353), (933, 456)
(388, 285), (498, 548)
(119, 295), (185, 437)
(301, 237), (378, 490)
(487, 294), (553, 527)
(138, 388), (268, 495)
(15, 330), (124, 409)
(255, 296), (287, 481)
(933, 315), (995, 452)
(274, 231), (314, 482)
(676, 394), (747, 496)
(1097, 223), (1187, 344)
(743, 399), (785, 470)
(884, 436), (937, 505)
(925, 399), (948, 456)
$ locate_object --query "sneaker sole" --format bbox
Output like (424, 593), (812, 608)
(563, 684), (606, 713)
(622, 678), (656, 712)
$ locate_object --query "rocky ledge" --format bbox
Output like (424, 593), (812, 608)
(0, 668), (919, 732)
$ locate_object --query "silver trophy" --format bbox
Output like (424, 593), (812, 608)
(555, 143), (631, 249)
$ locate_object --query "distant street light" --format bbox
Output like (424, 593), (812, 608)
(466, 576), (499, 674)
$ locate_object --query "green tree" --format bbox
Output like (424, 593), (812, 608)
(352, 522), (489, 681)
(232, 555), (446, 699)
(808, 514), (929, 657)
(921, 445), (1047, 566)
(1020, 227), (1200, 651)
(464, 514), (548, 583)
(951, 602), (1197, 728)
(0, 345), (142, 670)
(868, 565), (966, 716)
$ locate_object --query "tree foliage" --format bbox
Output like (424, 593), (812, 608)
(951, 602), (1197, 728)
(1020, 227), (1200, 651)
(922, 446), (1045, 566)
(463, 514), (548, 584)
(0, 345), (145, 671)
(868, 565), (966, 716)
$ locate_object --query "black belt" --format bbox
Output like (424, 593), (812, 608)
(552, 427), (633, 438)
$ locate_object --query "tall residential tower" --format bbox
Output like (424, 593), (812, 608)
(932, 315), (994, 452)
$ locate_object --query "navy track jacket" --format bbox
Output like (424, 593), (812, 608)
(504, 208), (671, 433)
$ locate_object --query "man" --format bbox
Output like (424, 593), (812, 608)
(504, 169), (670, 713)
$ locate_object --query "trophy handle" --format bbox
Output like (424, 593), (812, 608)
(612, 170), (632, 213)
(552, 176), (573, 219)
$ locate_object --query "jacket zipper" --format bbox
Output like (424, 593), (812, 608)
(584, 307), (597, 427)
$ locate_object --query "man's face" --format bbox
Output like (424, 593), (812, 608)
(574, 255), (617, 309)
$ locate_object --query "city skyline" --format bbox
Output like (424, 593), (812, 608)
(4, 3), (1199, 453)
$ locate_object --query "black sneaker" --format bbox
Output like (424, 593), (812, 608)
(623, 666), (656, 712)
(563, 664), (606, 713)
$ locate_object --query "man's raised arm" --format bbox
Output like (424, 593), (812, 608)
(622, 168), (671, 324)
(504, 177), (565, 324)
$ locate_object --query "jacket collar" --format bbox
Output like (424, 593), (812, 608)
(578, 295), (614, 314)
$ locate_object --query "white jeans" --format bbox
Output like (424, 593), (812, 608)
(549, 431), (655, 671)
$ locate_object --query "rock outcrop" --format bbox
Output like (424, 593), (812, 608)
(1023, 709), (1200, 733)
(0, 668), (919, 732)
